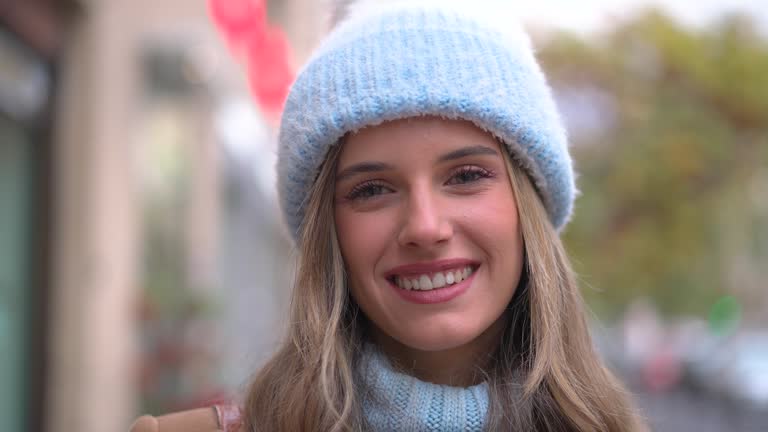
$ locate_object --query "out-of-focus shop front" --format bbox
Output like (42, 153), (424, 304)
(1, 1), (319, 431)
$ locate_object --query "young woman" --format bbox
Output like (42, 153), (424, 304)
(132, 0), (647, 430)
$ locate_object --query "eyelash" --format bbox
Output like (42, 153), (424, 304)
(346, 181), (390, 201)
(345, 166), (495, 201)
(446, 165), (495, 185)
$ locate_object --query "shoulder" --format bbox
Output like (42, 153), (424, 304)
(129, 405), (243, 432)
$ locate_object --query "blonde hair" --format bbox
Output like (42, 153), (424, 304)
(244, 139), (647, 431)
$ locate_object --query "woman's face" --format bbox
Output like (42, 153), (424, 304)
(334, 117), (524, 353)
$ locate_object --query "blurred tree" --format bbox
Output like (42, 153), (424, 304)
(537, 9), (768, 320)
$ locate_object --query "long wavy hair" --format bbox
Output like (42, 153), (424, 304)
(243, 137), (647, 431)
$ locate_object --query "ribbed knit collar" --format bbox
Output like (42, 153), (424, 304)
(358, 345), (489, 431)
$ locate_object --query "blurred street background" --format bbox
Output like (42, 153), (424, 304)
(0, 0), (766, 431)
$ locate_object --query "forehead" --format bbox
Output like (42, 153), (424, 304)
(338, 117), (499, 166)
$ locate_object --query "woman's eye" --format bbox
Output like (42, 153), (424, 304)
(346, 181), (391, 200)
(446, 166), (494, 185)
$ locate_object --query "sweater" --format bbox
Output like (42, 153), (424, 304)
(215, 345), (490, 431)
(359, 345), (490, 431)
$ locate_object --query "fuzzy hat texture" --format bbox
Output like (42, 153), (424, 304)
(277, 0), (576, 242)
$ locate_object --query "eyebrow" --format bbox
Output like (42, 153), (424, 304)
(335, 161), (394, 182)
(335, 145), (500, 182)
(437, 145), (499, 162)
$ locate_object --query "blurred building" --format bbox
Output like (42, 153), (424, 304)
(6, 1), (765, 431)
(1, 1), (321, 431)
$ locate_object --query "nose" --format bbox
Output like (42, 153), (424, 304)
(397, 185), (453, 249)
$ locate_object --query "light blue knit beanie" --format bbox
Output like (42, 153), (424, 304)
(277, 0), (575, 242)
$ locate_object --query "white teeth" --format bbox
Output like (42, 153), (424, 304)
(432, 272), (446, 288)
(393, 266), (475, 291)
(419, 275), (433, 290)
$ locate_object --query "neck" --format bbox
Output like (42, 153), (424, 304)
(370, 316), (506, 387)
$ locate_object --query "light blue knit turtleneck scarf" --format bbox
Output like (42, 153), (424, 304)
(358, 345), (490, 431)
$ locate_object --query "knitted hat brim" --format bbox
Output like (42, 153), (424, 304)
(278, 6), (575, 242)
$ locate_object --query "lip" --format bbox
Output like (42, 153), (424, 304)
(384, 258), (480, 278)
(387, 267), (477, 305)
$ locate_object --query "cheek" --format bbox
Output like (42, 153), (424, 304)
(335, 208), (400, 326)
(334, 207), (396, 285)
(461, 191), (522, 250)
(460, 191), (524, 297)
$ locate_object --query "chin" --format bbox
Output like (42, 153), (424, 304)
(390, 322), (487, 353)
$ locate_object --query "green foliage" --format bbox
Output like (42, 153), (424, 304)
(537, 10), (768, 319)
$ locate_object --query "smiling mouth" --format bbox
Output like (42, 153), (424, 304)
(388, 265), (477, 291)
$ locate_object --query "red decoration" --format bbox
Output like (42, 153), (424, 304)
(208, 0), (294, 118)
(246, 26), (294, 115)
(209, 0), (266, 49)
